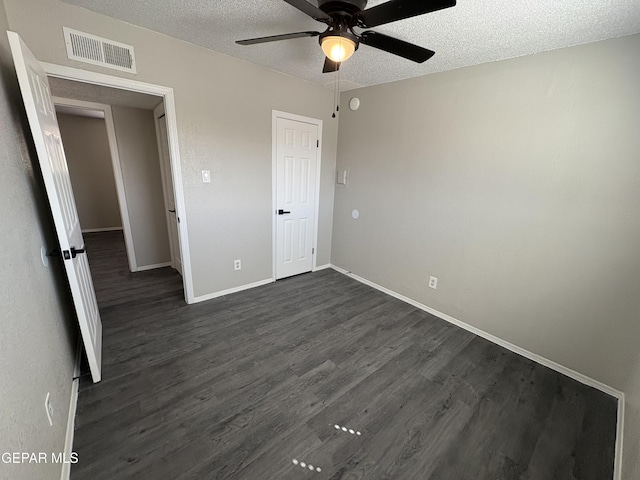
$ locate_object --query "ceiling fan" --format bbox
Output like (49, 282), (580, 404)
(236, 0), (456, 73)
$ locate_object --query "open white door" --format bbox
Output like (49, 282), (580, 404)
(154, 102), (182, 275)
(8, 31), (102, 382)
(275, 117), (319, 279)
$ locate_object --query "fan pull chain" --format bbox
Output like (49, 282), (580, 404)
(332, 68), (337, 118)
(332, 65), (341, 119)
(337, 66), (341, 114)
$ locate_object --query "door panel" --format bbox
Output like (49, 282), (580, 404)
(275, 117), (318, 279)
(8, 31), (102, 382)
(154, 104), (182, 276)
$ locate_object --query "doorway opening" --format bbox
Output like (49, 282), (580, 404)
(52, 85), (180, 277)
(43, 62), (194, 304)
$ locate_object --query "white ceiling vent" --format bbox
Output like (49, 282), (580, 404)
(63, 27), (137, 74)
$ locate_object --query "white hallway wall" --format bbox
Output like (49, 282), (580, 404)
(4, 0), (338, 298)
(57, 112), (122, 231)
(332, 34), (640, 479)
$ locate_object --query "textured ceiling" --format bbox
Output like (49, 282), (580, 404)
(59, 0), (640, 90)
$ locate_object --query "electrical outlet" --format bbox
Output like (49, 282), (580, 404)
(234, 259), (241, 271)
(45, 392), (53, 426)
(428, 276), (438, 290)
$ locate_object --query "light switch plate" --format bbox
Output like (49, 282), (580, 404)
(337, 169), (348, 186)
(202, 170), (211, 183)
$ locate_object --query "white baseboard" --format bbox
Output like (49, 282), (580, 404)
(134, 262), (171, 272)
(190, 266), (329, 304)
(60, 379), (79, 480)
(61, 339), (82, 480)
(330, 264), (350, 275)
(615, 396), (625, 480)
(81, 227), (123, 233)
(191, 278), (274, 304)
(329, 263), (625, 479)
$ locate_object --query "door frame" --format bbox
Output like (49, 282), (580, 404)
(52, 96), (139, 273)
(43, 62), (195, 304)
(271, 110), (323, 280)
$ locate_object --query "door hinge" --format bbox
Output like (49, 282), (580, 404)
(316, 140), (319, 148)
(312, 248), (315, 254)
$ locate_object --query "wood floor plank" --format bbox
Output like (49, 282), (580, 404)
(71, 232), (618, 480)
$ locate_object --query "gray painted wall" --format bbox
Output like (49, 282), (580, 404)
(0, 5), (77, 479)
(4, 0), (337, 298)
(112, 106), (171, 268)
(333, 35), (640, 479)
(58, 113), (122, 231)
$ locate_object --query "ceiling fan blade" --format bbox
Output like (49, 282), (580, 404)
(322, 57), (341, 73)
(236, 31), (320, 45)
(360, 31), (435, 63)
(282, 0), (332, 22)
(356, 0), (456, 28)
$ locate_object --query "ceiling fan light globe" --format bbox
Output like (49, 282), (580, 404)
(321, 36), (356, 63)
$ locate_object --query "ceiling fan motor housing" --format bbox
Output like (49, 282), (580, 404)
(318, 0), (367, 22)
(317, 0), (365, 51)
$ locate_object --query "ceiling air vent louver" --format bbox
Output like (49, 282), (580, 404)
(63, 27), (137, 74)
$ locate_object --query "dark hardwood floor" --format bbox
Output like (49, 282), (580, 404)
(72, 231), (618, 480)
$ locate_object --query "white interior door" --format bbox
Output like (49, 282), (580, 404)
(154, 103), (182, 275)
(8, 31), (102, 382)
(275, 117), (319, 279)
